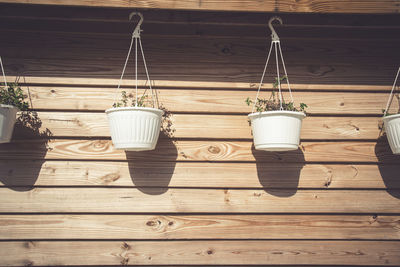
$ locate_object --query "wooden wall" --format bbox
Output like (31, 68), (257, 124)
(0, 3), (400, 266)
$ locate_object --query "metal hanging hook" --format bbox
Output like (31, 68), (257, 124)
(129, 12), (144, 38)
(268, 16), (283, 42)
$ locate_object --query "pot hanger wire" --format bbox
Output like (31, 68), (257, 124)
(0, 56), (7, 87)
(114, 12), (158, 108)
(383, 66), (400, 116)
(252, 16), (294, 113)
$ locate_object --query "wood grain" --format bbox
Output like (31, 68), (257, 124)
(0, 139), (397, 163)
(0, 0), (398, 14)
(2, 16), (400, 40)
(1, 32), (399, 84)
(4, 56), (398, 85)
(0, 4), (399, 267)
(6, 32), (398, 65)
(2, 4), (400, 27)
(0, 214), (399, 240)
(0, 240), (399, 266)
(22, 86), (400, 114)
(31, 112), (382, 139)
(8, 76), (393, 91)
(0, 188), (399, 213)
(1, 161), (398, 189)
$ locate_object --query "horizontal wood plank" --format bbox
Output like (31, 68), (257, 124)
(2, 4), (400, 27)
(0, 214), (399, 240)
(2, 31), (399, 84)
(0, 0), (398, 14)
(0, 161), (398, 189)
(6, 32), (398, 65)
(0, 240), (399, 266)
(8, 76), (393, 91)
(22, 86), (400, 115)
(30, 112), (381, 139)
(0, 188), (398, 213)
(2, 17), (400, 40)
(0, 139), (397, 163)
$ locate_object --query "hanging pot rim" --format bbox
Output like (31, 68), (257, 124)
(382, 113), (400, 122)
(248, 110), (306, 119)
(0, 104), (19, 110)
(105, 106), (164, 116)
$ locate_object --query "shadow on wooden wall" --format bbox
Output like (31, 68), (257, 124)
(252, 146), (305, 197)
(0, 111), (52, 191)
(375, 134), (400, 199)
(125, 132), (177, 195)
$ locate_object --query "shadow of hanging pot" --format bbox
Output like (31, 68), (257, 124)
(125, 130), (177, 195)
(375, 133), (400, 199)
(0, 111), (52, 191)
(251, 144), (305, 197)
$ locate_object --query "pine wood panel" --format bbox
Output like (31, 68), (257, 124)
(8, 76), (393, 91)
(0, 188), (399, 213)
(2, 16), (400, 40)
(4, 55), (398, 85)
(1, 33), (399, 84)
(31, 112), (381, 139)
(21, 86), (400, 114)
(1, 241), (399, 266)
(2, 4), (400, 28)
(0, 0), (398, 14)
(1, 214), (399, 240)
(0, 161), (398, 189)
(6, 32), (398, 65)
(0, 139), (397, 163)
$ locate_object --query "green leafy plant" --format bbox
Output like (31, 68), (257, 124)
(1, 83), (52, 144)
(15, 111), (53, 145)
(159, 105), (175, 138)
(113, 91), (149, 108)
(0, 83), (29, 110)
(246, 76), (307, 113)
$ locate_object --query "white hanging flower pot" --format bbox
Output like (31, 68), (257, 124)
(247, 17), (307, 152)
(382, 67), (400, 154)
(0, 57), (29, 144)
(0, 104), (18, 143)
(106, 107), (163, 151)
(249, 110), (305, 151)
(106, 12), (165, 151)
(382, 114), (400, 154)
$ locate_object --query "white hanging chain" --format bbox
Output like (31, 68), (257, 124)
(277, 41), (293, 103)
(114, 12), (156, 108)
(252, 17), (294, 113)
(114, 36), (134, 103)
(139, 38), (157, 107)
(0, 56), (7, 88)
(252, 42), (273, 113)
(274, 41), (283, 110)
(383, 66), (400, 116)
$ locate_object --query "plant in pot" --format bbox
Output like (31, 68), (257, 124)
(246, 17), (307, 152)
(106, 12), (164, 151)
(382, 66), (400, 154)
(0, 57), (29, 143)
(247, 76), (307, 151)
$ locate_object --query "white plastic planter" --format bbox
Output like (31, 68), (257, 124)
(106, 107), (164, 151)
(248, 110), (306, 151)
(383, 114), (400, 154)
(0, 104), (18, 143)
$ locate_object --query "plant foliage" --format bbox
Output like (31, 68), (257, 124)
(113, 91), (148, 108)
(0, 83), (29, 110)
(246, 76), (307, 113)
